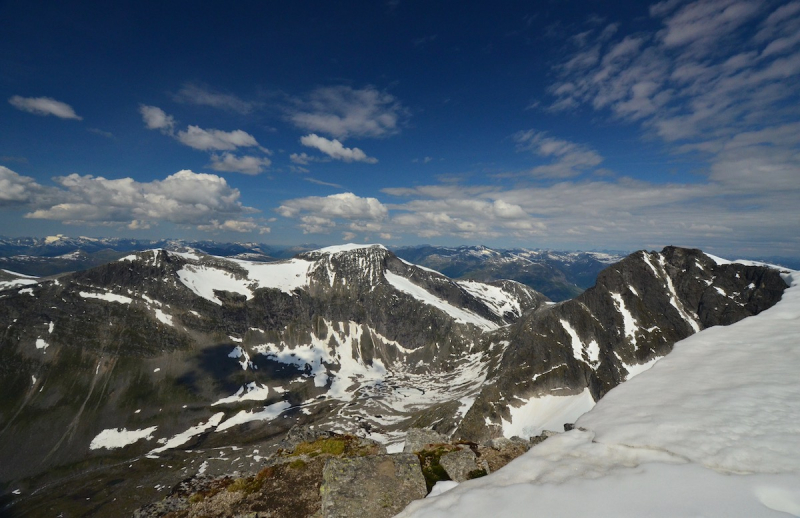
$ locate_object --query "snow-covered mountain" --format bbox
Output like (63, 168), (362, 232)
(397, 262), (800, 518)
(0, 244), (788, 517)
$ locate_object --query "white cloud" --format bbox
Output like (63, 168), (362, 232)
(197, 219), (270, 233)
(513, 130), (603, 178)
(658, 0), (762, 53)
(380, 171), (799, 255)
(300, 134), (378, 163)
(139, 106), (263, 154)
(289, 152), (319, 165)
(176, 125), (260, 151)
(278, 192), (387, 220)
(0, 167), (267, 233)
(543, 0), (800, 233)
(300, 215), (336, 234)
(386, 196), (545, 239)
(288, 85), (407, 139)
(305, 178), (344, 188)
(277, 192), (388, 234)
(0, 166), (44, 203)
(173, 83), (257, 114)
(9, 96), (82, 120)
(139, 105), (175, 131)
(209, 153), (271, 175)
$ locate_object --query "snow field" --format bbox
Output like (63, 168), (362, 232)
(397, 268), (800, 517)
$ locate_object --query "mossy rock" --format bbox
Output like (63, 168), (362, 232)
(290, 434), (381, 458)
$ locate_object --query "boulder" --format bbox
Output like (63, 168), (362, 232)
(439, 448), (480, 482)
(403, 428), (448, 453)
(320, 454), (427, 518)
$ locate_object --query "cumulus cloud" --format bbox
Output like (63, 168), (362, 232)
(277, 192), (388, 234)
(139, 105), (175, 131)
(514, 130), (603, 178)
(139, 105), (265, 154)
(209, 153), (271, 174)
(0, 166), (45, 203)
(173, 83), (257, 114)
(0, 167), (267, 233)
(9, 96), (82, 120)
(300, 134), (378, 163)
(288, 85), (407, 139)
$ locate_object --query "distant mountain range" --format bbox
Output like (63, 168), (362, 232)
(0, 236), (628, 301)
(0, 242), (788, 517)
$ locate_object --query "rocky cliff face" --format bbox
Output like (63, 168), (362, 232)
(0, 244), (788, 517)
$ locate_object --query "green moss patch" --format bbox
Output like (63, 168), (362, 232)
(290, 434), (379, 458)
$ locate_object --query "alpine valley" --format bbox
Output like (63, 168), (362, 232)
(0, 242), (789, 517)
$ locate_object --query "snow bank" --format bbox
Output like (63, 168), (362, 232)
(397, 270), (800, 517)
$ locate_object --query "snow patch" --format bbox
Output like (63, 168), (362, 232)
(609, 293), (637, 346)
(79, 291), (133, 304)
(216, 401), (292, 432)
(212, 382), (271, 406)
(149, 413), (224, 455)
(458, 280), (523, 319)
(385, 271), (498, 331)
(90, 426), (158, 450)
(501, 388), (596, 438)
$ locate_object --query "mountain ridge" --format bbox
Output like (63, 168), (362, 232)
(0, 243), (789, 517)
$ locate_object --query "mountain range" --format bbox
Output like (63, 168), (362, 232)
(0, 243), (788, 517)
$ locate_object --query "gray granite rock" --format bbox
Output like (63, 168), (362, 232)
(320, 453), (427, 518)
(439, 448), (480, 482)
(403, 428), (449, 453)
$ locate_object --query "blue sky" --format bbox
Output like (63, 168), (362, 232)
(2, 0), (799, 257)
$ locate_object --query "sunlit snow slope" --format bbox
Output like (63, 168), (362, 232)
(397, 266), (800, 517)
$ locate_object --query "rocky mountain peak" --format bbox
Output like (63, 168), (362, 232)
(300, 244), (391, 291)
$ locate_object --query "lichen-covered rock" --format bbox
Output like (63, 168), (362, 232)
(320, 454), (426, 518)
(439, 448), (480, 482)
(403, 428), (449, 453)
